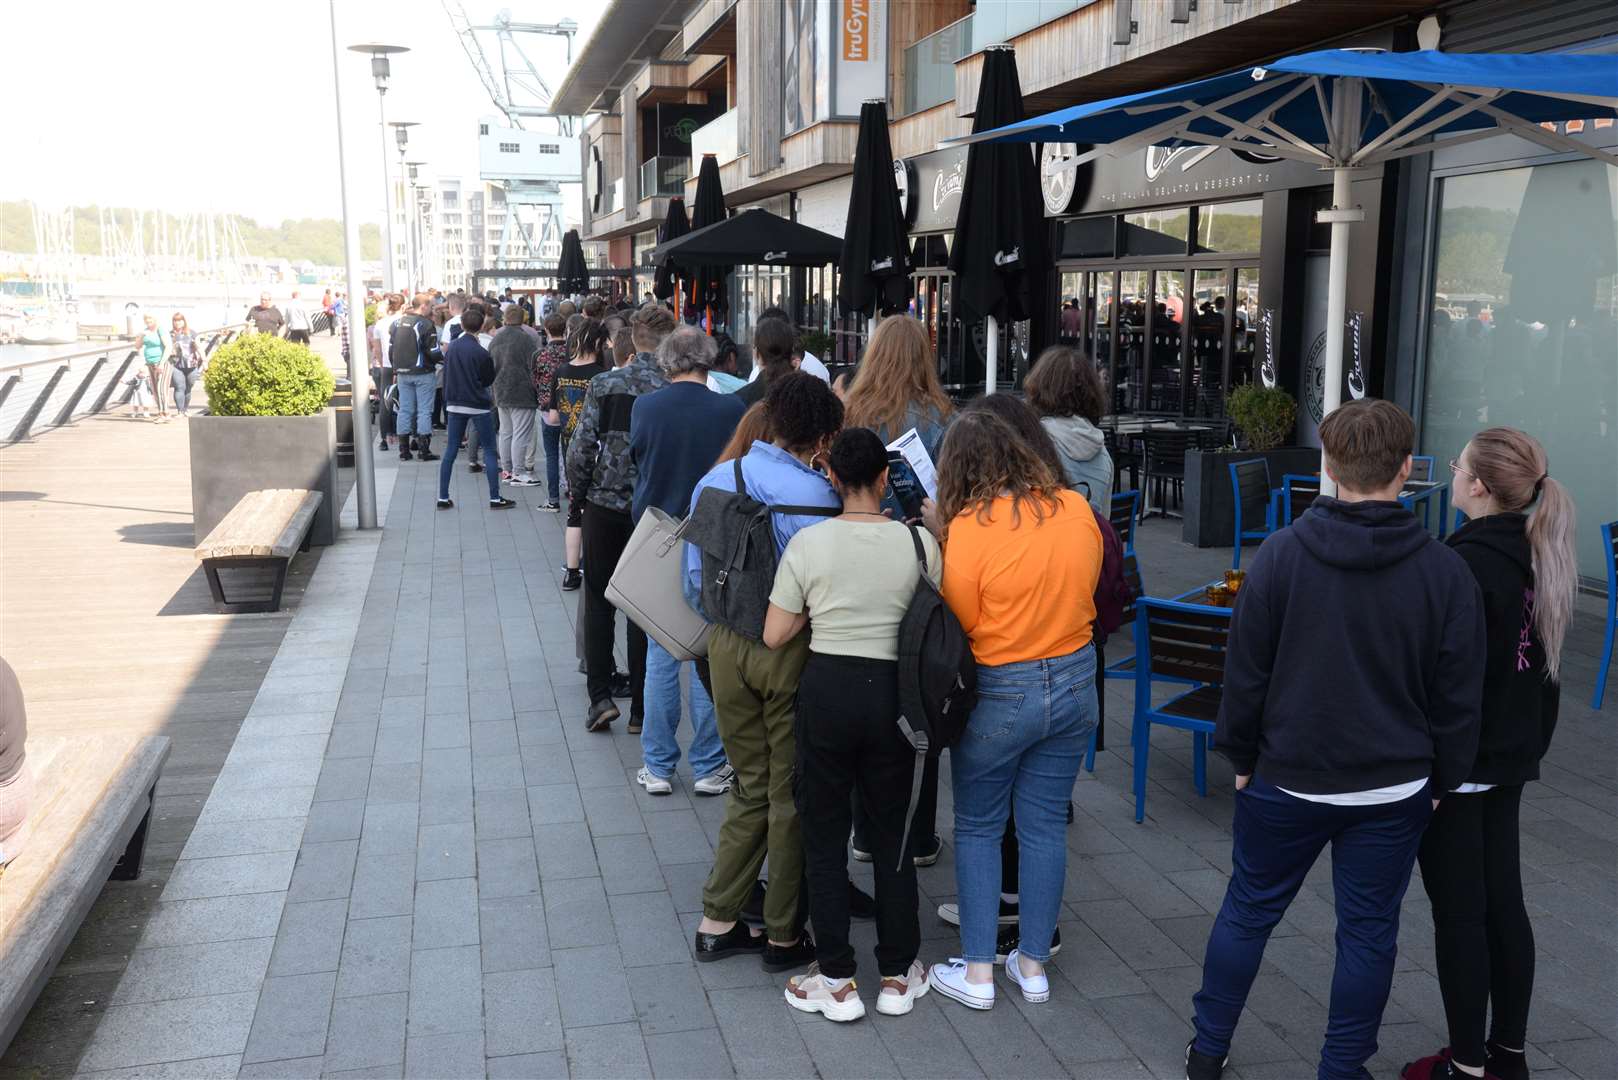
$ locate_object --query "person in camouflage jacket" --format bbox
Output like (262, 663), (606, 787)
(567, 304), (677, 734)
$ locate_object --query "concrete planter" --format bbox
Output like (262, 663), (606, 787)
(189, 412), (338, 547)
(1182, 446), (1322, 549)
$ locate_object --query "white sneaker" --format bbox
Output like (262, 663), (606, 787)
(509, 474), (542, 486)
(636, 767), (672, 796)
(875, 960), (931, 1016)
(784, 963), (866, 1022)
(693, 764), (734, 797)
(929, 959), (994, 1011)
(1004, 948), (1050, 1003)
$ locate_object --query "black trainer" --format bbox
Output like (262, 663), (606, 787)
(1184, 1040), (1227, 1080)
(562, 568), (583, 591)
(469, 462), (484, 473)
(489, 497), (516, 509)
(609, 672), (632, 699)
(436, 498), (454, 510)
(994, 923), (1061, 963)
(760, 933), (817, 973)
(694, 922), (764, 963)
(912, 834), (943, 867)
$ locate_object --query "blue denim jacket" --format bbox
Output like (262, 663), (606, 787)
(682, 441), (841, 610)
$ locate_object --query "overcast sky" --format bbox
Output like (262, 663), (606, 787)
(2, 0), (607, 228)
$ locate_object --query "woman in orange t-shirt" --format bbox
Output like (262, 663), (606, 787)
(924, 408), (1102, 1013)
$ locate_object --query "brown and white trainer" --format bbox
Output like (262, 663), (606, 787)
(875, 960), (931, 1016)
(784, 963), (866, 1022)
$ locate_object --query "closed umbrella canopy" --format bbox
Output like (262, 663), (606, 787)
(838, 100), (912, 317)
(556, 229), (590, 295)
(648, 209), (843, 267)
(685, 154), (730, 317)
(653, 197), (689, 300)
(952, 47), (1618, 457)
(949, 45), (1049, 394)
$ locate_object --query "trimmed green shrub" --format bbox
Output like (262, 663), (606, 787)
(799, 329), (833, 359)
(203, 334), (335, 417)
(1226, 383), (1297, 452)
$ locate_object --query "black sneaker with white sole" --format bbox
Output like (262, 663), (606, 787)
(490, 497), (517, 509)
(993, 923), (1060, 964)
(1184, 1040), (1227, 1080)
(937, 898), (1020, 927)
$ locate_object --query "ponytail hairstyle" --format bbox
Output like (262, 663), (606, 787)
(1465, 427), (1578, 681)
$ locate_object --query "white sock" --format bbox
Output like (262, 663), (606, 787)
(1453, 1063), (1485, 1078)
(1002, 893), (1019, 905)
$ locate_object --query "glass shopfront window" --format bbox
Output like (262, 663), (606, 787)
(1420, 159), (1618, 582)
(1194, 199), (1263, 254)
(1122, 208), (1190, 256)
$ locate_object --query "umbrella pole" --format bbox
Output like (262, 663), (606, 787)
(1319, 165), (1362, 496)
(985, 315), (999, 396)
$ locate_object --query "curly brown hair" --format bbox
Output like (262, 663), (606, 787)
(934, 408), (1064, 539)
(1023, 346), (1105, 423)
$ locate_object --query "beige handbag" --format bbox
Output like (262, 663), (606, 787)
(606, 506), (711, 661)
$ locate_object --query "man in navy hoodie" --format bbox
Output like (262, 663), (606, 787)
(435, 307), (516, 511)
(1185, 400), (1484, 1080)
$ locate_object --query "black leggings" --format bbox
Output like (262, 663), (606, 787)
(1417, 785), (1534, 1070)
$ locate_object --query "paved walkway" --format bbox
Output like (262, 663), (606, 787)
(6, 419), (1616, 1078)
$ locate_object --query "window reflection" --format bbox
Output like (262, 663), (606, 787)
(1191, 269), (1229, 416)
(1194, 199), (1264, 254)
(1118, 270), (1148, 412)
(1150, 269), (1185, 413)
(1422, 159), (1618, 581)
(1233, 268), (1260, 387)
(1122, 208), (1190, 256)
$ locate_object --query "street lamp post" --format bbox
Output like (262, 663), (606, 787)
(328, 16), (390, 529)
(349, 43), (409, 293)
(389, 122), (419, 290)
(407, 161), (428, 288)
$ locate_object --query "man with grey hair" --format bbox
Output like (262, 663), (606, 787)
(624, 325), (746, 793)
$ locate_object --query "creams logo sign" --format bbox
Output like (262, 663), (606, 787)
(933, 161), (965, 214)
(842, 0), (870, 61)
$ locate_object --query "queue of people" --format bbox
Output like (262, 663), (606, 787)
(537, 303), (1575, 1080)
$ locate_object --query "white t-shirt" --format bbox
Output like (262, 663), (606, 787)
(747, 349), (830, 384)
(769, 519), (940, 661)
(374, 313), (400, 367)
(1279, 777), (1428, 806)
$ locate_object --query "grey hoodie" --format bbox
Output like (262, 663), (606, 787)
(1041, 415), (1113, 516)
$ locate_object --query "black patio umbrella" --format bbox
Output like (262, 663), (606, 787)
(949, 45), (1048, 393)
(653, 197), (689, 302)
(647, 210), (842, 268)
(838, 99), (911, 318)
(684, 154), (730, 326)
(556, 229), (590, 295)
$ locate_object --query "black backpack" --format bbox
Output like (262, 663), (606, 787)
(893, 523), (977, 869)
(390, 314), (438, 373)
(683, 457), (837, 641)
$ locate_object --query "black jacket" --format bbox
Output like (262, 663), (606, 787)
(442, 335), (495, 411)
(1446, 514), (1559, 785)
(1215, 497), (1485, 795)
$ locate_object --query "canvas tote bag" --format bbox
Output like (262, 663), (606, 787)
(606, 506), (711, 661)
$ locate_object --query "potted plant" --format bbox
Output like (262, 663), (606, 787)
(189, 335), (341, 547)
(1181, 383), (1319, 548)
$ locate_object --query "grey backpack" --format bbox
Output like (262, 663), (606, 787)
(683, 457), (837, 641)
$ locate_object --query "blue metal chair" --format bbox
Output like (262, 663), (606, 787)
(1131, 597), (1232, 823)
(1110, 491), (1140, 556)
(1104, 552), (1146, 679)
(1595, 521), (1616, 710)
(1229, 459), (1278, 569)
(1280, 473), (1322, 526)
(1408, 455), (1436, 483)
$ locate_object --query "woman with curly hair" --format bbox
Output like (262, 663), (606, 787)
(1023, 345), (1113, 514)
(924, 408), (1103, 1013)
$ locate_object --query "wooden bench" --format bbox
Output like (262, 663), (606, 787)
(194, 488), (324, 614)
(0, 733), (170, 1052)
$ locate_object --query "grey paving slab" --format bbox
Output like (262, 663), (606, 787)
(404, 1032), (486, 1079)
(552, 945), (635, 1028)
(705, 985), (814, 1079)
(111, 936), (275, 1005)
(485, 1051), (568, 1078)
(526, 782), (585, 825)
(315, 757), (374, 802)
(76, 1055), (246, 1079)
(475, 788), (534, 841)
(582, 784), (646, 838)
(78, 992), (261, 1072)
(336, 915), (413, 998)
(288, 840), (359, 903)
(542, 876), (616, 948)
(237, 1055), (325, 1078)
(472, 752), (528, 792)
(303, 798), (366, 845)
(268, 899), (350, 978)
(531, 820), (600, 880)
(643, 1028), (738, 1080)
(408, 944), (485, 1037)
(608, 890), (693, 968)
(162, 852), (298, 903)
(349, 853), (417, 919)
(627, 961), (716, 1034)
(359, 802), (418, 858)
(596, 833), (668, 896)
(417, 820), (477, 881)
(242, 971), (338, 1065)
(476, 836), (542, 899)
(565, 1022), (653, 1080)
(139, 893), (287, 950)
(483, 968), (564, 1056)
(322, 993), (408, 1073)
(415, 877), (481, 948)
(480, 894), (550, 972)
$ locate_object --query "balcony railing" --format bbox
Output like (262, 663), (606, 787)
(639, 156), (691, 199)
(690, 108), (740, 166)
(900, 14), (972, 116)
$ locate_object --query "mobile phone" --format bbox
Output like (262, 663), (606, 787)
(886, 451), (926, 521)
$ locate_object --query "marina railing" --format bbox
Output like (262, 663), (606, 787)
(0, 324), (247, 444)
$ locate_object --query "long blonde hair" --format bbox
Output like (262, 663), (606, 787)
(934, 409), (1064, 539)
(844, 315), (953, 437)
(1466, 427), (1578, 681)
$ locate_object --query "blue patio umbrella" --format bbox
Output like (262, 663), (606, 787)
(951, 47), (1618, 484)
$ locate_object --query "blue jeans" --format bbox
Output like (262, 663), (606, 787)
(439, 412), (500, 501)
(641, 638), (726, 780)
(1192, 776), (1433, 1080)
(396, 372), (436, 436)
(541, 417), (561, 502)
(170, 366), (200, 413)
(950, 644), (1097, 964)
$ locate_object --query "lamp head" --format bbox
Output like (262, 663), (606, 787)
(389, 121), (419, 152)
(348, 43), (409, 94)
